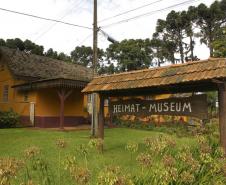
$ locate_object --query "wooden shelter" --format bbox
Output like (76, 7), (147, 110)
(82, 58), (226, 152)
(0, 46), (92, 128)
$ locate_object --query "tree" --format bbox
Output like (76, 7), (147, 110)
(23, 39), (44, 55)
(150, 34), (178, 66)
(0, 39), (6, 46)
(70, 45), (104, 68)
(194, 1), (226, 57)
(57, 52), (71, 62)
(45, 48), (58, 59)
(98, 63), (116, 75)
(185, 6), (198, 61)
(6, 38), (25, 51)
(106, 39), (153, 72)
(150, 38), (165, 67)
(213, 27), (226, 57)
(155, 10), (192, 63)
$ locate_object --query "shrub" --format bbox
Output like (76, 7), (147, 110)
(0, 109), (19, 128)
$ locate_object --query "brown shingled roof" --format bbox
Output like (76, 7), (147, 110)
(0, 46), (93, 82)
(82, 58), (226, 93)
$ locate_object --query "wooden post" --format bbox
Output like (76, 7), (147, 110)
(57, 89), (72, 130)
(98, 94), (104, 139)
(218, 83), (226, 153)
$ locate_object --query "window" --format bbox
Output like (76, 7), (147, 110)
(3, 85), (9, 102)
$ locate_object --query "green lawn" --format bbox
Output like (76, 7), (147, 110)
(0, 127), (199, 184)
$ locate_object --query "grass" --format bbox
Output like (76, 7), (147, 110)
(0, 127), (199, 184)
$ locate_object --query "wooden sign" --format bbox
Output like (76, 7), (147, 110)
(109, 95), (208, 119)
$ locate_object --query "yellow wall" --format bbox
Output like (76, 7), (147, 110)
(35, 88), (88, 117)
(0, 63), (88, 121)
(0, 64), (33, 116)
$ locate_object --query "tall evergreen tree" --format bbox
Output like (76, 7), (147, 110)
(155, 10), (192, 63)
(194, 1), (226, 57)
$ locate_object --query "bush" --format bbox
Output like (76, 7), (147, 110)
(113, 117), (220, 138)
(0, 109), (19, 128)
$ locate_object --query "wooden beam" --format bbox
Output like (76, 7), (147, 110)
(98, 94), (105, 139)
(212, 79), (225, 84)
(218, 82), (226, 154)
(57, 89), (73, 130)
(100, 80), (218, 98)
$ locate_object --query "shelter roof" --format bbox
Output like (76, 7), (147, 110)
(82, 58), (226, 94)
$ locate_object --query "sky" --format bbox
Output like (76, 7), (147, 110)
(0, 0), (216, 59)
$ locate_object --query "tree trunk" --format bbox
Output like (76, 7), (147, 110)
(179, 38), (184, 63)
(190, 35), (194, 60)
(208, 26), (214, 57)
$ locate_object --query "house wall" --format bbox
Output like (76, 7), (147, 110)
(0, 63), (89, 128)
(0, 64), (34, 126)
(34, 88), (89, 127)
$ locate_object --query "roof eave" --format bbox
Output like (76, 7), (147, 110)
(13, 78), (89, 91)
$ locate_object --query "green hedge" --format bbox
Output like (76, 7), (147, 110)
(0, 109), (19, 128)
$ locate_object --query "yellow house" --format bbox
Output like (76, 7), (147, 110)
(0, 46), (92, 128)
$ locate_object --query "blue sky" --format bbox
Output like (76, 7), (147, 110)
(0, 0), (215, 59)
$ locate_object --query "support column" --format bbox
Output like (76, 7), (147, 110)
(91, 93), (98, 137)
(218, 83), (226, 153)
(98, 94), (105, 139)
(57, 89), (72, 130)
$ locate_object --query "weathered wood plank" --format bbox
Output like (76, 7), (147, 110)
(109, 95), (208, 119)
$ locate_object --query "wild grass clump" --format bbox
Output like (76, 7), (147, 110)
(97, 166), (133, 185)
(132, 134), (226, 185)
(0, 125), (225, 184)
(0, 157), (23, 185)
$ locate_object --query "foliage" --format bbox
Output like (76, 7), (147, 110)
(106, 39), (153, 72)
(154, 10), (191, 63)
(150, 36), (177, 66)
(213, 27), (226, 57)
(70, 45), (104, 68)
(114, 117), (221, 139)
(194, 0), (226, 57)
(98, 63), (117, 75)
(0, 109), (19, 128)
